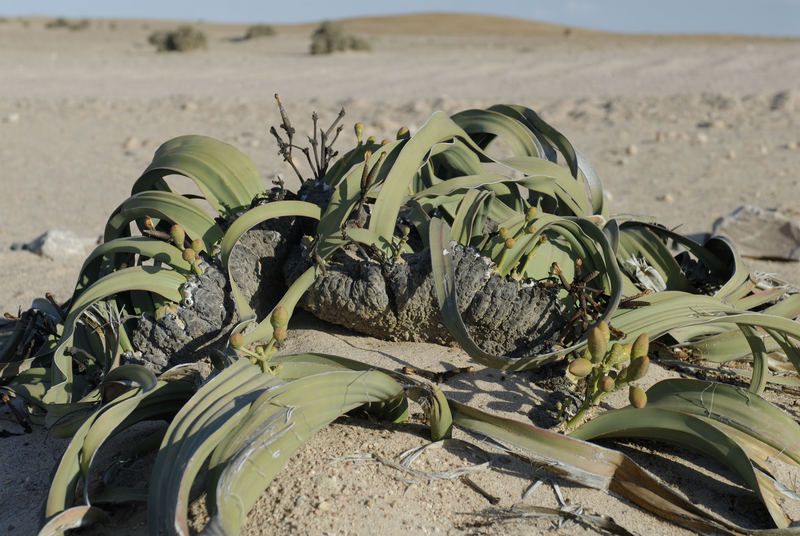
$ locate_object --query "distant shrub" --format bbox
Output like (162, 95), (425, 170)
(45, 17), (89, 31)
(244, 24), (276, 39)
(310, 20), (370, 55)
(148, 25), (207, 52)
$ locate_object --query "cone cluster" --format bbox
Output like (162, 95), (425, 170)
(566, 321), (650, 428)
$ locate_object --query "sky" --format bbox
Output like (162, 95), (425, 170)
(2, 0), (799, 37)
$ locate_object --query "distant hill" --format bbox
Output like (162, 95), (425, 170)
(332, 12), (585, 37)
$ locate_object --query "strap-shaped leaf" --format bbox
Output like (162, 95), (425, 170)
(45, 266), (185, 405)
(45, 365), (157, 518)
(205, 370), (407, 535)
(133, 135), (266, 220)
(104, 190), (223, 253)
(148, 359), (278, 536)
(572, 406), (794, 528)
(219, 200), (322, 320)
(73, 236), (191, 298)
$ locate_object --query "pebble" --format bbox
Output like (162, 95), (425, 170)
(726, 150), (736, 160)
(694, 132), (709, 145)
(182, 101), (198, 112)
(123, 136), (142, 150)
(770, 90), (796, 111)
(626, 144), (638, 156)
(787, 141), (799, 151)
(317, 500), (332, 512)
(4, 112), (20, 123)
(656, 193), (675, 203)
(655, 131), (665, 143)
(760, 145), (769, 155)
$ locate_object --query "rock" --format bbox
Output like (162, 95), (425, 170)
(760, 145), (769, 155)
(694, 132), (709, 145)
(23, 229), (97, 260)
(726, 150), (736, 160)
(655, 131), (666, 143)
(626, 144), (638, 156)
(787, 141), (799, 151)
(4, 113), (20, 123)
(712, 205), (800, 260)
(656, 193), (675, 203)
(181, 101), (198, 112)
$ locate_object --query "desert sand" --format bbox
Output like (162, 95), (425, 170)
(1, 13), (800, 535)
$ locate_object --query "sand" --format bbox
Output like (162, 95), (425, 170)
(1, 13), (799, 535)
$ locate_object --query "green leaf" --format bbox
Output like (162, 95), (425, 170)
(206, 369), (407, 535)
(148, 359), (277, 536)
(133, 135), (266, 220)
(219, 200), (322, 320)
(104, 190), (223, 253)
(45, 365), (157, 519)
(45, 266), (185, 405)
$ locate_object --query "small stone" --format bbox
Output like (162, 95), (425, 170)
(5, 112), (20, 123)
(182, 101), (198, 112)
(656, 193), (675, 203)
(787, 141), (799, 151)
(760, 145), (769, 155)
(710, 119), (726, 129)
(616, 158), (628, 166)
(770, 90), (796, 111)
(695, 132), (709, 145)
(726, 150), (736, 160)
(655, 131), (665, 143)
(317, 500), (332, 511)
(123, 136), (141, 150)
(626, 144), (638, 156)
(712, 205), (800, 260)
(23, 229), (97, 260)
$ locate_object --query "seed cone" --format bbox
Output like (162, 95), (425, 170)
(170, 224), (185, 249)
(605, 343), (629, 366)
(629, 386), (647, 408)
(626, 355), (650, 382)
(271, 306), (289, 328)
(273, 327), (288, 341)
(191, 238), (204, 254)
(588, 326), (607, 363)
(230, 332), (244, 348)
(631, 332), (649, 359)
(182, 248), (196, 262)
(504, 237), (516, 249)
(568, 357), (593, 378)
(600, 375), (615, 392)
(597, 320), (611, 346)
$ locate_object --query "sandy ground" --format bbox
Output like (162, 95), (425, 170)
(1, 13), (800, 535)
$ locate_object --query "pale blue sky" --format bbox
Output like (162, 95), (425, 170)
(2, 0), (799, 36)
